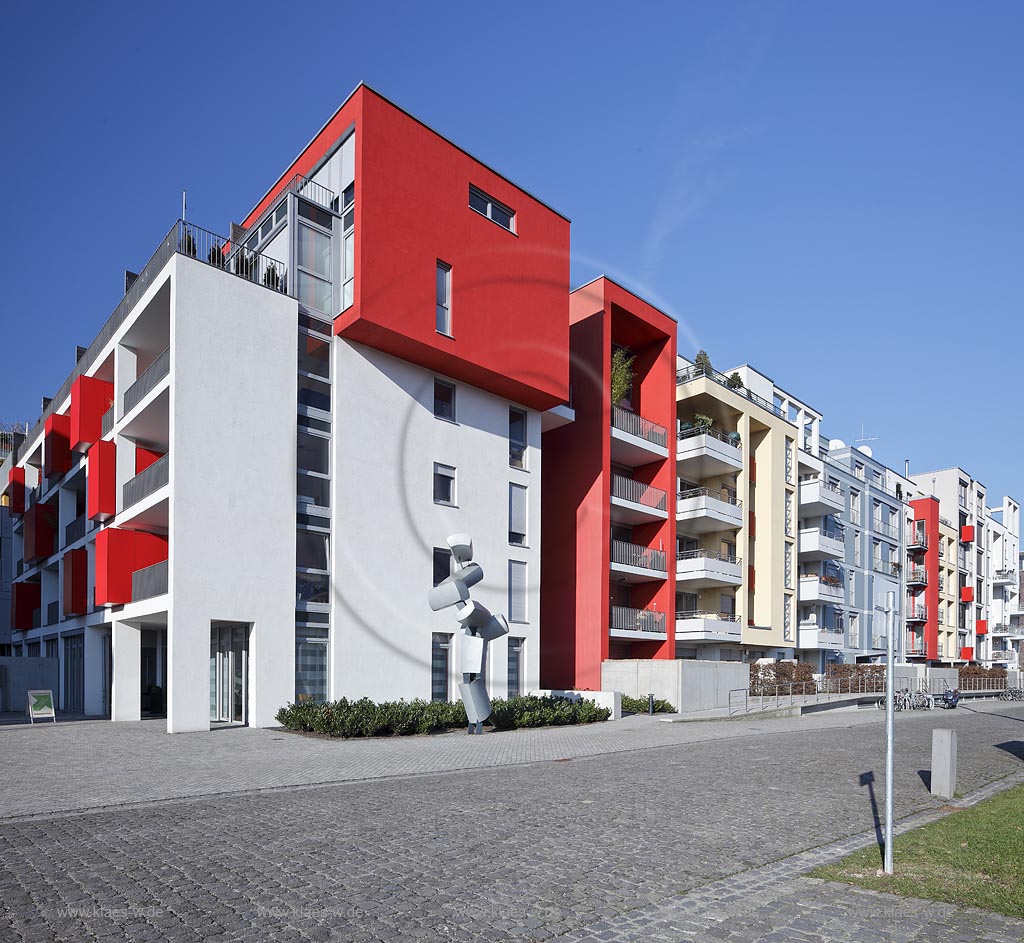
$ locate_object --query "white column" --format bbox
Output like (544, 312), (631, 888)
(166, 608), (211, 733)
(111, 620), (141, 722)
(83, 625), (108, 716)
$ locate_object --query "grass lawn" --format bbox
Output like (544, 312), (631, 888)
(811, 783), (1024, 919)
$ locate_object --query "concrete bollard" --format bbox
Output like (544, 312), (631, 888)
(931, 728), (957, 800)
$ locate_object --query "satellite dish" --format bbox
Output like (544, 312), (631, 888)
(829, 438), (846, 450)
(856, 445), (873, 458)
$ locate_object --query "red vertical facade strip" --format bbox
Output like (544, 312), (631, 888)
(63, 548), (88, 615)
(94, 528), (135, 605)
(133, 532), (169, 570)
(24, 503), (57, 563)
(70, 375), (114, 452)
(87, 441), (116, 520)
(43, 414), (72, 478)
(7, 466), (25, 515)
(910, 498), (940, 660)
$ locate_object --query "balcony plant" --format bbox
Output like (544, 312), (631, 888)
(207, 244), (225, 269)
(695, 349), (712, 372)
(694, 413), (714, 430)
(610, 348), (634, 406)
(727, 371), (744, 391)
(178, 227), (197, 258)
(263, 263), (281, 291)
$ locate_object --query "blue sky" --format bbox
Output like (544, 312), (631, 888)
(2, 1), (1021, 502)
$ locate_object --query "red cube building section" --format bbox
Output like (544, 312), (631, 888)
(95, 528), (168, 606)
(975, 619), (988, 635)
(960, 524), (975, 543)
(62, 548), (89, 616)
(5, 466), (26, 516)
(961, 586), (974, 603)
(23, 502), (57, 563)
(43, 413), (72, 479)
(960, 646), (974, 660)
(11, 582), (41, 632)
(70, 375), (114, 452)
(87, 440), (116, 520)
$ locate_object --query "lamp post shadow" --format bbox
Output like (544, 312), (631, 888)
(859, 770), (885, 866)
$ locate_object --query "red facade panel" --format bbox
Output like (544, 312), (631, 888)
(11, 582), (41, 631)
(24, 502), (57, 563)
(961, 586), (974, 603)
(960, 646), (974, 660)
(748, 511), (756, 538)
(43, 413), (72, 479)
(135, 447), (164, 475)
(87, 440), (116, 520)
(960, 525), (975, 543)
(70, 375), (114, 452)
(975, 619), (988, 635)
(62, 548), (88, 616)
(6, 466), (25, 515)
(910, 497), (941, 660)
(95, 528), (168, 606)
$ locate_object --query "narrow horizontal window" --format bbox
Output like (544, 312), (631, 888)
(469, 185), (515, 232)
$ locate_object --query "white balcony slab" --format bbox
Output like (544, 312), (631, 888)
(676, 492), (742, 533)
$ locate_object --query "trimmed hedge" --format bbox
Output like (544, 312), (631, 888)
(620, 694), (675, 714)
(275, 694), (610, 738)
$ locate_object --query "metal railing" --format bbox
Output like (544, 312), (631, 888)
(123, 454), (169, 509)
(11, 219), (287, 468)
(610, 606), (666, 634)
(801, 475), (844, 496)
(729, 675), (891, 715)
(907, 531), (929, 548)
(906, 607), (928, 621)
(676, 610), (741, 622)
(677, 424), (741, 448)
(122, 347), (170, 418)
(995, 568), (1017, 581)
(65, 515), (86, 545)
(241, 173), (339, 246)
(611, 539), (667, 572)
(610, 474), (667, 511)
(101, 405), (115, 436)
(906, 567), (928, 584)
(873, 519), (900, 540)
(676, 362), (786, 419)
(872, 558), (900, 577)
(677, 486), (741, 507)
(132, 560), (168, 601)
(677, 548), (742, 565)
(798, 573), (845, 590)
(611, 406), (668, 449)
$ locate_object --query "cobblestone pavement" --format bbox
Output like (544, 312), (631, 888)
(0, 703), (1022, 941)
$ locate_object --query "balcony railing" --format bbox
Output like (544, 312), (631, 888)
(872, 558), (900, 577)
(907, 531), (929, 549)
(677, 424), (741, 448)
(675, 362), (785, 419)
(101, 404), (115, 436)
(132, 560), (168, 601)
(802, 475), (844, 496)
(9, 220), (287, 469)
(799, 573), (845, 589)
(907, 607), (928, 622)
(610, 606), (666, 634)
(677, 549), (742, 565)
(123, 454), (169, 509)
(611, 406), (668, 449)
(65, 515), (86, 545)
(677, 486), (741, 507)
(873, 519), (900, 540)
(611, 474), (667, 511)
(676, 610), (741, 622)
(46, 601), (59, 626)
(611, 539), (667, 573)
(906, 567), (928, 585)
(122, 347), (170, 418)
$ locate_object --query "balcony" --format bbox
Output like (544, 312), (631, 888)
(872, 519), (900, 541)
(675, 362), (785, 418)
(798, 526), (845, 560)
(675, 611), (742, 644)
(676, 487), (742, 533)
(907, 530), (928, 551)
(123, 454), (169, 510)
(676, 426), (743, 477)
(609, 474), (668, 525)
(907, 606), (928, 623)
(798, 574), (844, 604)
(132, 560), (168, 602)
(798, 477), (844, 515)
(906, 635), (926, 657)
(797, 623), (846, 650)
(64, 514), (86, 546)
(993, 568), (1017, 585)
(991, 648), (1019, 665)
(609, 605), (667, 641)
(609, 539), (667, 582)
(122, 347), (170, 419)
(610, 406), (669, 465)
(676, 549), (743, 587)
(906, 566), (928, 586)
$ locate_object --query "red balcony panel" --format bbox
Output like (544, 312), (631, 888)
(63, 548), (89, 616)
(748, 510), (756, 537)
(24, 502), (57, 563)
(975, 619), (988, 635)
(135, 447), (164, 475)
(95, 528), (169, 606)
(70, 375), (114, 452)
(133, 532), (169, 571)
(87, 440), (116, 520)
(43, 413), (72, 479)
(960, 646), (974, 661)
(6, 466), (25, 515)
(960, 525), (974, 543)
(960, 586), (974, 603)
(11, 582), (41, 631)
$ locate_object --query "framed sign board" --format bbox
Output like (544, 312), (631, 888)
(27, 690), (56, 723)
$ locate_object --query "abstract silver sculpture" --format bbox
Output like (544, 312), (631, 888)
(427, 533), (509, 734)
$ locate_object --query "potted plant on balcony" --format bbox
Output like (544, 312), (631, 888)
(610, 347), (634, 406)
(178, 226), (197, 258)
(207, 244), (225, 269)
(695, 349), (712, 374)
(694, 413), (714, 430)
(727, 371), (744, 391)
(263, 263), (281, 291)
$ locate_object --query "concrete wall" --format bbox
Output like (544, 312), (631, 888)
(0, 657), (60, 712)
(331, 341), (542, 703)
(601, 659), (748, 712)
(537, 689), (621, 720)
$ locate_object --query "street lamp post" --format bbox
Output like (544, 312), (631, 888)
(877, 590), (896, 874)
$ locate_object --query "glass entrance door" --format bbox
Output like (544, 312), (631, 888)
(209, 624), (248, 724)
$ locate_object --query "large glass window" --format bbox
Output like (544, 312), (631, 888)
(298, 272), (333, 313)
(297, 432), (329, 475)
(298, 224), (331, 278)
(431, 633), (452, 702)
(295, 626), (328, 703)
(298, 334), (330, 379)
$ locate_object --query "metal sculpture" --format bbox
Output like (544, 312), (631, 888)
(427, 533), (509, 734)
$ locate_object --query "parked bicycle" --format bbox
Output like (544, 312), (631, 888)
(876, 688), (933, 711)
(998, 687), (1024, 701)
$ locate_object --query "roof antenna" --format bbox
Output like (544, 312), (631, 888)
(854, 422), (878, 446)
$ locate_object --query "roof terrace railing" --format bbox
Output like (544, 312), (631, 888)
(676, 362), (786, 420)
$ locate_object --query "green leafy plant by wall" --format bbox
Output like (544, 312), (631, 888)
(693, 413), (714, 429)
(611, 348), (635, 406)
(620, 694), (675, 714)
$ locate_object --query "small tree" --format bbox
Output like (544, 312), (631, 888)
(694, 413), (714, 429)
(178, 226), (197, 258)
(611, 348), (634, 406)
(727, 371), (743, 390)
(695, 349), (712, 372)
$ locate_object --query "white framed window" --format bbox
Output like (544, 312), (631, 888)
(432, 547), (453, 586)
(507, 637), (524, 698)
(509, 407), (528, 469)
(469, 185), (515, 232)
(436, 261), (452, 336)
(431, 633), (452, 702)
(433, 463), (456, 506)
(509, 483), (528, 547)
(433, 379), (456, 421)
(508, 560), (528, 623)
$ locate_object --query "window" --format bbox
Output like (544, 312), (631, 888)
(298, 334), (330, 379)
(431, 633), (452, 702)
(509, 483), (528, 546)
(507, 637), (524, 698)
(509, 407), (527, 468)
(298, 374), (331, 412)
(296, 572), (329, 604)
(296, 531), (329, 571)
(295, 626), (328, 704)
(297, 474), (330, 509)
(508, 560), (527, 623)
(45, 638), (58, 659)
(433, 463), (456, 506)
(436, 262), (452, 336)
(432, 547), (453, 586)
(434, 380), (456, 421)
(297, 432), (330, 475)
(469, 185), (515, 232)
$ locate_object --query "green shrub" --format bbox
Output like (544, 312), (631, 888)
(275, 694), (609, 738)
(620, 694), (675, 714)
